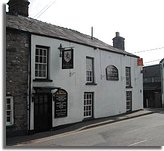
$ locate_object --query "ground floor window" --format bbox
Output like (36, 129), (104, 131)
(6, 96), (14, 126)
(126, 91), (132, 112)
(84, 92), (93, 118)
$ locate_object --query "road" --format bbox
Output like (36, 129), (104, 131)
(15, 109), (164, 147)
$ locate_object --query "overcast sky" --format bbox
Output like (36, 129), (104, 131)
(3, 0), (164, 65)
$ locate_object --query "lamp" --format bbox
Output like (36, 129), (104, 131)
(58, 44), (64, 57)
(58, 44), (74, 57)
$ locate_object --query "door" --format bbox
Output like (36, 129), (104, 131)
(34, 93), (52, 132)
(126, 91), (132, 112)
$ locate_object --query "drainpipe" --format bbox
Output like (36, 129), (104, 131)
(28, 33), (31, 133)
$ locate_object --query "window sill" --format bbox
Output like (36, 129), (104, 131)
(6, 124), (15, 128)
(85, 82), (97, 86)
(33, 79), (53, 82)
(126, 86), (133, 89)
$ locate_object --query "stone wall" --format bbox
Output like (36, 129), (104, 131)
(6, 28), (30, 137)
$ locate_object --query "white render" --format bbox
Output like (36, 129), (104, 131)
(30, 34), (143, 130)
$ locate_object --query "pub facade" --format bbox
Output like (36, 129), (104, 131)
(6, 0), (143, 136)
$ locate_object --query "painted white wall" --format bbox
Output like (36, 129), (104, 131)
(30, 34), (143, 129)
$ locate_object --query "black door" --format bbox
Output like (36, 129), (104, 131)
(34, 93), (52, 132)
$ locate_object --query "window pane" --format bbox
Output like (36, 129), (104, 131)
(43, 50), (46, 56)
(7, 105), (11, 110)
(7, 98), (10, 104)
(7, 111), (11, 115)
(40, 50), (43, 55)
(36, 48), (39, 55)
(7, 117), (10, 122)
(43, 57), (47, 63)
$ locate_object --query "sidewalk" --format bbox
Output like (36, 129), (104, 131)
(6, 109), (154, 146)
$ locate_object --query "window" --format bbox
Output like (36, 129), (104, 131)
(126, 67), (131, 87)
(126, 91), (132, 112)
(86, 57), (94, 83)
(6, 96), (14, 126)
(84, 92), (93, 118)
(35, 46), (48, 79)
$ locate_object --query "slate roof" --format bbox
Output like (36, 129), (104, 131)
(6, 13), (138, 58)
(143, 64), (161, 78)
(160, 58), (164, 63)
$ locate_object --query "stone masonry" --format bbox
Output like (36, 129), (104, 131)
(6, 28), (30, 136)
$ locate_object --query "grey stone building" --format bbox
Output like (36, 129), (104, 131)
(160, 58), (164, 107)
(143, 63), (163, 108)
(6, 0), (30, 136)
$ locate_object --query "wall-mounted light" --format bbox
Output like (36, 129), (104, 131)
(58, 44), (74, 57)
(58, 44), (64, 57)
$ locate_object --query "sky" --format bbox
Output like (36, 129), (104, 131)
(2, 0), (164, 65)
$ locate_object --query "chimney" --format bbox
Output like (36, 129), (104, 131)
(7, 0), (30, 17)
(112, 32), (125, 50)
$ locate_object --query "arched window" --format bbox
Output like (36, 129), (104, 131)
(106, 65), (119, 81)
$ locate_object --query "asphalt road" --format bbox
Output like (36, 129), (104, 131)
(14, 109), (164, 147)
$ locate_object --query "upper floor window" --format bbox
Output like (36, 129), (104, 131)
(35, 46), (48, 79)
(6, 96), (14, 126)
(86, 57), (95, 84)
(126, 67), (131, 87)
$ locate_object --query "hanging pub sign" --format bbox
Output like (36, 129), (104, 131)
(53, 89), (68, 118)
(137, 58), (144, 66)
(62, 49), (74, 69)
(106, 65), (119, 81)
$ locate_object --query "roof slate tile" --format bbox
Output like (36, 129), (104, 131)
(6, 14), (138, 58)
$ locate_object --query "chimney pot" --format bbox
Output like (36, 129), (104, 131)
(116, 32), (120, 37)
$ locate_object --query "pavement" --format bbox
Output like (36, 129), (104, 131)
(6, 108), (156, 146)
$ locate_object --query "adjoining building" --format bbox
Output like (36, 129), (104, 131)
(143, 64), (162, 108)
(160, 58), (164, 107)
(6, 0), (143, 137)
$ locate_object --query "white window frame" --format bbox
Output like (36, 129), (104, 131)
(84, 92), (93, 118)
(6, 96), (14, 126)
(35, 46), (48, 79)
(86, 57), (94, 83)
(126, 67), (131, 87)
(126, 91), (132, 112)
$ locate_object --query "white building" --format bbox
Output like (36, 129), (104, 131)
(29, 31), (143, 132)
(6, 0), (143, 134)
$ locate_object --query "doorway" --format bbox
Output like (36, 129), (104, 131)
(34, 93), (52, 132)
